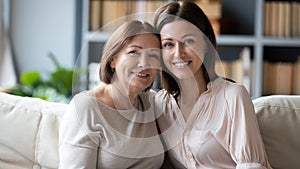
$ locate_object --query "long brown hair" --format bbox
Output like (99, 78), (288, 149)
(153, 0), (218, 98)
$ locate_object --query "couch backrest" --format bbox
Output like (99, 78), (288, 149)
(1, 92), (299, 169)
(253, 95), (300, 169)
(0, 92), (67, 169)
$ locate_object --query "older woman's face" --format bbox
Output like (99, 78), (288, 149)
(110, 33), (161, 93)
(160, 20), (206, 79)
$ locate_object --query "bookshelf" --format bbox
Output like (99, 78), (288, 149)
(79, 0), (300, 98)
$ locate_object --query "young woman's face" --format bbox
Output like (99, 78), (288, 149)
(160, 20), (206, 79)
(111, 33), (161, 93)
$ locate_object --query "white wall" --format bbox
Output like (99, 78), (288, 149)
(10, 0), (76, 78)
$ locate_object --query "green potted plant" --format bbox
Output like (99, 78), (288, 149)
(9, 52), (76, 103)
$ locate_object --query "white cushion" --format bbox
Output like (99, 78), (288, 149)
(253, 95), (300, 169)
(1, 92), (299, 169)
(0, 92), (67, 169)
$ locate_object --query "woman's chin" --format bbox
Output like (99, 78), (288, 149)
(173, 72), (195, 80)
(129, 83), (150, 93)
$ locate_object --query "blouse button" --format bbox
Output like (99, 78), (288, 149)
(186, 150), (196, 168)
(190, 158), (196, 168)
(186, 151), (192, 158)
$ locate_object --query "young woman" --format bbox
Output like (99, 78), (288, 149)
(59, 20), (165, 169)
(153, 1), (272, 169)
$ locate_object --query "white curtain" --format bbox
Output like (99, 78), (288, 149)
(0, 0), (16, 89)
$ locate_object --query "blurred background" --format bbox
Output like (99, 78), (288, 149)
(1, 0), (300, 102)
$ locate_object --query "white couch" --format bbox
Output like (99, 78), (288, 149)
(253, 95), (300, 169)
(0, 92), (67, 169)
(0, 92), (299, 169)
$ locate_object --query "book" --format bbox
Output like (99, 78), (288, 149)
(89, 0), (102, 31)
(292, 56), (300, 94)
(231, 57), (243, 85)
(291, 1), (299, 37)
(215, 60), (231, 78)
(101, 1), (127, 31)
(274, 62), (293, 94)
(283, 1), (291, 37)
(264, 1), (271, 36)
(270, 1), (279, 37)
(194, 0), (222, 35)
(101, 1), (118, 30)
(277, 1), (285, 37)
(263, 61), (275, 95)
(263, 61), (293, 95)
(298, 2), (300, 37)
(194, 0), (222, 19)
(216, 47), (251, 92)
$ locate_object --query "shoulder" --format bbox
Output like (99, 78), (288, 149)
(66, 90), (99, 119)
(71, 90), (96, 107)
(210, 78), (250, 102)
(227, 83), (250, 98)
(220, 80), (255, 118)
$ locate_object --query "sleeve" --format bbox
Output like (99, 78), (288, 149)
(226, 85), (272, 169)
(58, 96), (100, 169)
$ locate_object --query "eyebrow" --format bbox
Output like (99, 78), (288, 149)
(128, 45), (142, 49)
(161, 34), (195, 41)
(161, 37), (173, 41)
(128, 45), (160, 51)
(182, 34), (194, 38)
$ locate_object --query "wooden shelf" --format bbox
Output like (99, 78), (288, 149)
(79, 0), (300, 97)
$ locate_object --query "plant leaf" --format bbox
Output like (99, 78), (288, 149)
(48, 52), (61, 69)
(20, 71), (41, 87)
(49, 68), (73, 96)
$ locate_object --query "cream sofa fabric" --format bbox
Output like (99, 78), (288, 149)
(253, 95), (300, 169)
(0, 92), (67, 169)
(0, 92), (299, 169)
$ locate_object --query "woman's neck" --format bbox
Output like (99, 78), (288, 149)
(95, 83), (138, 110)
(177, 70), (207, 120)
(179, 70), (207, 104)
(110, 84), (139, 110)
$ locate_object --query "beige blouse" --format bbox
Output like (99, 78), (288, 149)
(59, 91), (164, 169)
(155, 78), (272, 169)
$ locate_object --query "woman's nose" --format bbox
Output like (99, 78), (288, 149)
(137, 53), (149, 68)
(174, 43), (185, 58)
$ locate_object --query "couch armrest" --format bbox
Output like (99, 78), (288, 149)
(0, 92), (68, 169)
(253, 95), (300, 169)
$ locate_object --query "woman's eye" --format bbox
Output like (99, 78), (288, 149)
(127, 50), (140, 56)
(162, 42), (174, 48)
(148, 53), (160, 59)
(184, 39), (194, 46)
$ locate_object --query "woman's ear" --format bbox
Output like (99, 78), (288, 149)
(110, 59), (115, 69)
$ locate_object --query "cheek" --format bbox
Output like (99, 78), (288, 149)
(189, 47), (205, 62)
(162, 50), (171, 62)
(151, 69), (159, 77)
(148, 58), (161, 69)
(117, 57), (136, 67)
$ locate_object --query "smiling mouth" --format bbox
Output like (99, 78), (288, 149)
(133, 72), (149, 77)
(173, 61), (191, 68)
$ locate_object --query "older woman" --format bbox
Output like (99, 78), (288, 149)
(59, 20), (164, 169)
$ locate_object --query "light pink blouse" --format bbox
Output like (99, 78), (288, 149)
(154, 78), (272, 169)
